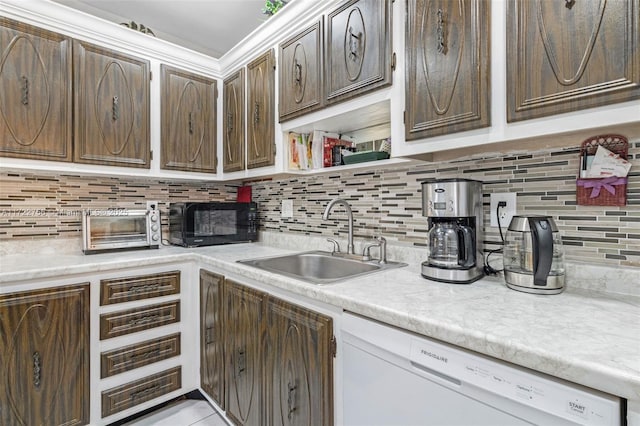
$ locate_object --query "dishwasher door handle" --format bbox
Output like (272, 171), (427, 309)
(410, 361), (462, 387)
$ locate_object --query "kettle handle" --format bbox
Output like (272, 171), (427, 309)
(457, 225), (475, 268)
(528, 217), (554, 286)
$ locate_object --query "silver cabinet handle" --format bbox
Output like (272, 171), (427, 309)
(287, 382), (297, 420)
(112, 96), (119, 121)
(437, 9), (446, 54)
(33, 351), (41, 388)
(21, 76), (29, 105)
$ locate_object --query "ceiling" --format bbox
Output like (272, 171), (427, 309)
(51, 0), (273, 58)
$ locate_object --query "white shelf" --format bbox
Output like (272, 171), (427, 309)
(285, 157), (413, 176)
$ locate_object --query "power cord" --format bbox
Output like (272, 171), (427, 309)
(484, 201), (506, 276)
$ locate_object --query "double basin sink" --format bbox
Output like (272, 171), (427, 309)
(238, 250), (406, 285)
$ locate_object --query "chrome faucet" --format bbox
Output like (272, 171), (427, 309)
(322, 198), (354, 255)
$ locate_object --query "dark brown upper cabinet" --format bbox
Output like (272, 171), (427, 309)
(0, 284), (90, 426)
(325, 0), (392, 104)
(506, 0), (640, 122)
(73, 40), (150, 167)
(279, 20), (324, 122)
(405, 0), (490, 140)
(160, 65), (217, 173)
(223, 69), (245, 172)
(0, 18), (72, 161)
(247, 49), (276, 169)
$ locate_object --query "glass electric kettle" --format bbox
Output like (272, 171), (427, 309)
(503, 215), (565, 294)
(428, 222), (475, 269)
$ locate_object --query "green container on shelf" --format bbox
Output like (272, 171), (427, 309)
(341, 151), (390, 165)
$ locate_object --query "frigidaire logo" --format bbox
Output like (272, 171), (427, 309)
(421, 349), (448, 363)
(569, 401), (586, 414)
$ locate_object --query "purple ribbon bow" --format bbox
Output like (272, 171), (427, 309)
(577, 177), (626, 198)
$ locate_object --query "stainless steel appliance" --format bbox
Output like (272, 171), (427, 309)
(169, 202), (258, 247)
(342, 312), (621, 426)
(503, 215), (565, 294)
(422, 179), (483, 284)
(82, 202), (160, 254)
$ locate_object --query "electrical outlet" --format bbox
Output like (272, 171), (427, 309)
(281, 199), (293, 218)
(490, 193), (517, 228)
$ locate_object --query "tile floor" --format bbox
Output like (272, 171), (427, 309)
(123, 399), (228, 426)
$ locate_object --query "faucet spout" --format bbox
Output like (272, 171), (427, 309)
(322, 198), (354, 255)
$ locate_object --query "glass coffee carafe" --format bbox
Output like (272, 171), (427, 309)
(428, 222), (475, 269)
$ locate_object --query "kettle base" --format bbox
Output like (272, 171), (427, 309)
(505, 282), (565, 295)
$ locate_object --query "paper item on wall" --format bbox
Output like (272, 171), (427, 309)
(288, 132), (301, 170)
(586, 145), (631, 178)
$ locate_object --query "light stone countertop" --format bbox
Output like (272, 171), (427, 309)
(1, 237), (639, 407)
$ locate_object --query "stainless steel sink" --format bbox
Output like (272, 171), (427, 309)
(237, 250), (406, 284)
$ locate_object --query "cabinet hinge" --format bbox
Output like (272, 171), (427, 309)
(391, 52), (396, 71)
(330, 336), (337, 358)
(149, 71), (153, 81)
(150, 150), (153, 160)
(403, 110), (406, 124)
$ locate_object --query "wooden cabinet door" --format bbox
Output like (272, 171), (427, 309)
(224, 279), (265, 426)
(325, 0), (392, 104)
(506, 0), (640, 122)
(0, 18), (72, 161)
(73, 40), (150, 167)
(200, 270), (225, 408)
(223, 69), (245, 172)
(0, 284), (90, 426)
(161, 65), (217, 172)
(266, 297), (334, 426)
(279, 21), (323, 122)
(247, 49), (276, 169)
(405, 0), (490, 140)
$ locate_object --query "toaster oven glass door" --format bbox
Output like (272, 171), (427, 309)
(89, 212), (148, 246)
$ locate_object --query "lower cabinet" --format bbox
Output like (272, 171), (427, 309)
(200, 270), (225, 408)
(0, 284), (90, 426)
(199, 270), (335, 426)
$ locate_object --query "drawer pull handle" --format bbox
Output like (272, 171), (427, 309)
(129, 314), (160, 326)
(128, 348), (161, 362)
(565, 0), (575, 9)
(128, 283), (160, 294)
(33, 351), (41, 388)
(348, 26), (362, 61)
(294, 61), (302, 85)
(205, 327), (215, 344)
(130, 384), (161, 400)
(188, 112), (194, 134)
(287, 382), (297, 420)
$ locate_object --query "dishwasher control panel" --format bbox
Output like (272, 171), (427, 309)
(409, 338), (619, 426)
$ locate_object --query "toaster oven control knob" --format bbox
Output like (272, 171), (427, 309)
(152, 234), (159, 241)
(150, 214), (158, 222)
(151, 224), (159, 232)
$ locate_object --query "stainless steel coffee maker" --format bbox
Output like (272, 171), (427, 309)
(421, 179), (484, 284)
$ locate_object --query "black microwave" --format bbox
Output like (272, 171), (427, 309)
(169, 202), (258, 247)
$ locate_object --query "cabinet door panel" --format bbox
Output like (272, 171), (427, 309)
(326, 0), (392, 104)
(0, 18), (72, 161)
(0, 284), (90, 426)
(279, 21), (323, 121)
(266, 296), (333, 426)
(223, 69), (245, 172)
(224, 279), (265, 425)
(405, 0), (490, 139)
(507, 0), (640, 122)
(247, 50), (275, 169)
(74, 40), (150, 167)
(161, 65), (217, 172)
(200, 270), (225, 408)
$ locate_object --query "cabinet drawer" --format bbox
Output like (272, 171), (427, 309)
(101, 333), (181, 378)
(101, 366), (182, 418)
(100, 301), (180, 340)
(100, 271), (180, 305)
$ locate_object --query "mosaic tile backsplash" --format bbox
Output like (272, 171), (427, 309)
(1, 138), (638, 267)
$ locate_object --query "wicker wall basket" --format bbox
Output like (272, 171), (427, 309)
(576, 134), (628, 206)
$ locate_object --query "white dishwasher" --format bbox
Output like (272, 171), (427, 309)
(341, 313), (622, 426)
